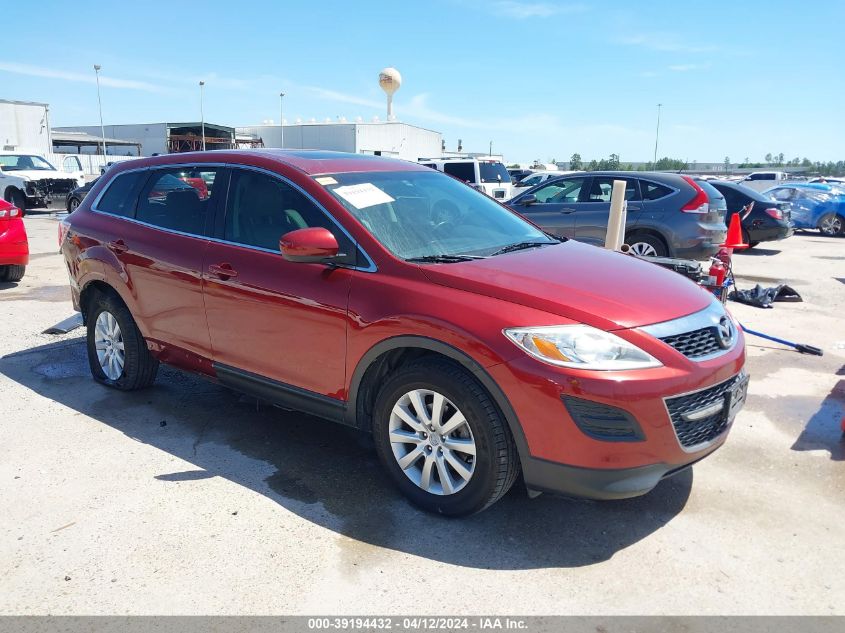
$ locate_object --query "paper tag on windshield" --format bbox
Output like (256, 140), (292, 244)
(315, 176), (337, 185)
(333, 183), (394, 209)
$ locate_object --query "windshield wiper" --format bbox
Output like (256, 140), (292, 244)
(406, 254), (486, 263)
(491, 240), (557, 256)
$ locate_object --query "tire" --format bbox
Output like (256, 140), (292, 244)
(1, 265), (25, 282)
(4, 189), (26, 216)
(371, 358), (519, 516)
(741, 228), (759, 249)
(818, 213), (844, 236)
(626, 232), (668, 257)
(68, 197), (81, 212)
(86, 292), (158, 390)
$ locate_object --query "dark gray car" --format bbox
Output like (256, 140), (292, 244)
(507, 171), (727, 260)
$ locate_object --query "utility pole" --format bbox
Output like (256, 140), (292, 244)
(653, 103), (662, 166)
(489, 140), (493, 157)
(199, 81), (206, 151)
(280, 92), (285, 148)
(93, 65), (106, 157)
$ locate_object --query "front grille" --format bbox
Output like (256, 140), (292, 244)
(660, 326), (722, 359)
(665, 374), (741, 448)
(562, 396), (644, 442)
(31, 178), (77, 196)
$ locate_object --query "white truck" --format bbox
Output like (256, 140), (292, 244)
(738, 171), (790, 193)
(418, 157), (513, 201)
(0, 152), (85, 213)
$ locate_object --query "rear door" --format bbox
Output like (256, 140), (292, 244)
(509, 177), (587, 238)
(573, 176), (641, 246)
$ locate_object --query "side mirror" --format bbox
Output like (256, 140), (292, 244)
(519, 194), (537, 206)
(280, 227), (339, 263)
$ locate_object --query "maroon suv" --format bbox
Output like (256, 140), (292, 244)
(60, 150), (747, 516)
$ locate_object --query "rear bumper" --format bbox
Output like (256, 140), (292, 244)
(0, 221), (29, 266)
(748, 223), (793, 243)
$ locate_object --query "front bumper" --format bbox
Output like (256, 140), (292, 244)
(487, 319), (746, 499)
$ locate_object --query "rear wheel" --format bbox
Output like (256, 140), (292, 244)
(371, 358), (519, 516)
(0, 265), (25, 282)
(626, 232), (668, 257)
(86, 293), (158, 390)
(818, 213), (844, 236)
(68, 197), (81, 212)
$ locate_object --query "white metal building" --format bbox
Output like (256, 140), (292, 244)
(236, 121), (441, 162)
(54, 122), (236, 156)
(0, 100), (52, 155)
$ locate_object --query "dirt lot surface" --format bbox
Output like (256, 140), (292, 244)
(1, 213), (843, 615)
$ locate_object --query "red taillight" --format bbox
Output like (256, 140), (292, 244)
(58, 219), (71, 249)
(764, 207), (783, 220)
(0, 205), (21, 221)
(680, 176), (710, 214)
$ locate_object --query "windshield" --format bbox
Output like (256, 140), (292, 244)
(0, 154), (57, 171)
(320, 170), (554, 260)
(478, 162), (511, 184)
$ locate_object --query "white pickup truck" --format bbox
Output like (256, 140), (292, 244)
(738, 171), (790, 193)
(0, 152), (85, 213)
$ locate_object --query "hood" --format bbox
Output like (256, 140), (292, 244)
(420, 241), (715, 331)
(6, 169), (69, 181)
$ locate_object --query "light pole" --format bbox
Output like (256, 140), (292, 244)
(93, 65), (106, 157)
(199, 81), (206, 151)
(489, 140), (493, 157)
(653, 103), (662, 166)
(279, 92), (285, 148)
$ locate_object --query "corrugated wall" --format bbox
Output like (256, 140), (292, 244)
(0, 103), (51, 155)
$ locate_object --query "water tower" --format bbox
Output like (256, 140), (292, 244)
(378, 67), (402, 120)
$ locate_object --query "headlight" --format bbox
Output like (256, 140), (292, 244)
(504, 325), (661, 371)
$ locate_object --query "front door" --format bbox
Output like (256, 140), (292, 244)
(512, 177), (587, 239)
(202, 168), (356, 398)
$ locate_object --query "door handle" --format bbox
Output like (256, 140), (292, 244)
(107, 240), (128, 254)
(559, 208), (576, 214)
(209, 263), (238, 279)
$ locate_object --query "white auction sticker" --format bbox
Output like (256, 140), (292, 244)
(333, 183), (394, 209)
(314, 176), (337, 185)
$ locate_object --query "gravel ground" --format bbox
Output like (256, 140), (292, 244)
(1, 212), (843, 615)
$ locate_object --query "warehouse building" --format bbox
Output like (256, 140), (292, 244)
(53, 122), (236, 156)
(236, 120), (441, 162)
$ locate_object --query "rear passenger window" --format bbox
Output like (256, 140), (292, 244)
(587, 177), (640, 202)
(641, 181), (673, 201)
(225, 170), (354, 260)
(96, 172), (145, 217)
(136, 168), (219, 235)
(443, 163), (475, 183)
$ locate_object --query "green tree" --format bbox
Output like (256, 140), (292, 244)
(607, 153), (620, 170)
(569, 153), (582, 170)
(801, 157), (812, 167)
(724, 156), (731, 173)
(587, 159), (598, 171)
(765, 153), (773, 164)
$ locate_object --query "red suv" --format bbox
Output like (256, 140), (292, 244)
(60, 151), (747, 516)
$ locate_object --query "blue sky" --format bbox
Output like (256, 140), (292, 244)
(2, 0), (843, 163)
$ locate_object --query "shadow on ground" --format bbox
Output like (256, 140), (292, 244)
(791, 376), (845, 462)
(0, 337), (694, 570)
(736, 247), (782, 257)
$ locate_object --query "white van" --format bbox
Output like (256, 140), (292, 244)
(739, 171), (789, 192)
(418, 157), (513, 201)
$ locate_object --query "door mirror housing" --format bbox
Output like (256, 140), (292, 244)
(519, 194), (537, 206)
(280, 227), (340, 263)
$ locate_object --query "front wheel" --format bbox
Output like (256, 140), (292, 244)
(818, 213), (844, 236)
(86, 293), (158, 390)
(0, 265), (25, 282)
(372, 359), (519, 516)
(4, 189), (26, 216)
(68, 197), (81, 212)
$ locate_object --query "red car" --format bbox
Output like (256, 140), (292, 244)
(0, 199), (28, 282)
(59, 151), (747, 516)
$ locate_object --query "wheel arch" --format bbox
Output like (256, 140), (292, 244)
(625, 227), (670, 254)
(347, 336), (530, 467)
(79, 279), (131, 326)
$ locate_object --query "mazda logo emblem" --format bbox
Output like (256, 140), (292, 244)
(716, 317), (734, 349)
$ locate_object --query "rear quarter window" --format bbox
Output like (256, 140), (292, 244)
(95, 171), (145, 217)
(640, 180), (673, 201)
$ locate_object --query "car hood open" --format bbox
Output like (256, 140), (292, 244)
(420, 241), (715, 331)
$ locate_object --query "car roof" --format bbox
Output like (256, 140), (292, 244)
(115, 149), (427, 176)
(707, 179), (773, 200)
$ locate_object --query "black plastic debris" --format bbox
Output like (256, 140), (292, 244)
(729, 284), (802, 308)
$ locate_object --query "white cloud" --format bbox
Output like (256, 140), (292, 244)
(619, 34), (716, 54)
(492, 1), (586, 19)
(0, 61), (166, 93)
(668, 63), (710, 72)
(301, 85), (383, 110)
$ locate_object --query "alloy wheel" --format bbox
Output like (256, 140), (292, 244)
(630, 241), (658, 257)
(388, 389), (476, 495)
(95, 311), (125, 380)
(820, 215), (842, 235)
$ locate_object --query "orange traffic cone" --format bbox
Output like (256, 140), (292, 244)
(721, 212), (748, 250)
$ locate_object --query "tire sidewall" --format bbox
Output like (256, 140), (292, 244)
(627, 232), (667, 257)
(372, 363), (502, 516)
(818, 213), (843, 236)
(86, 296), (143, 389)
